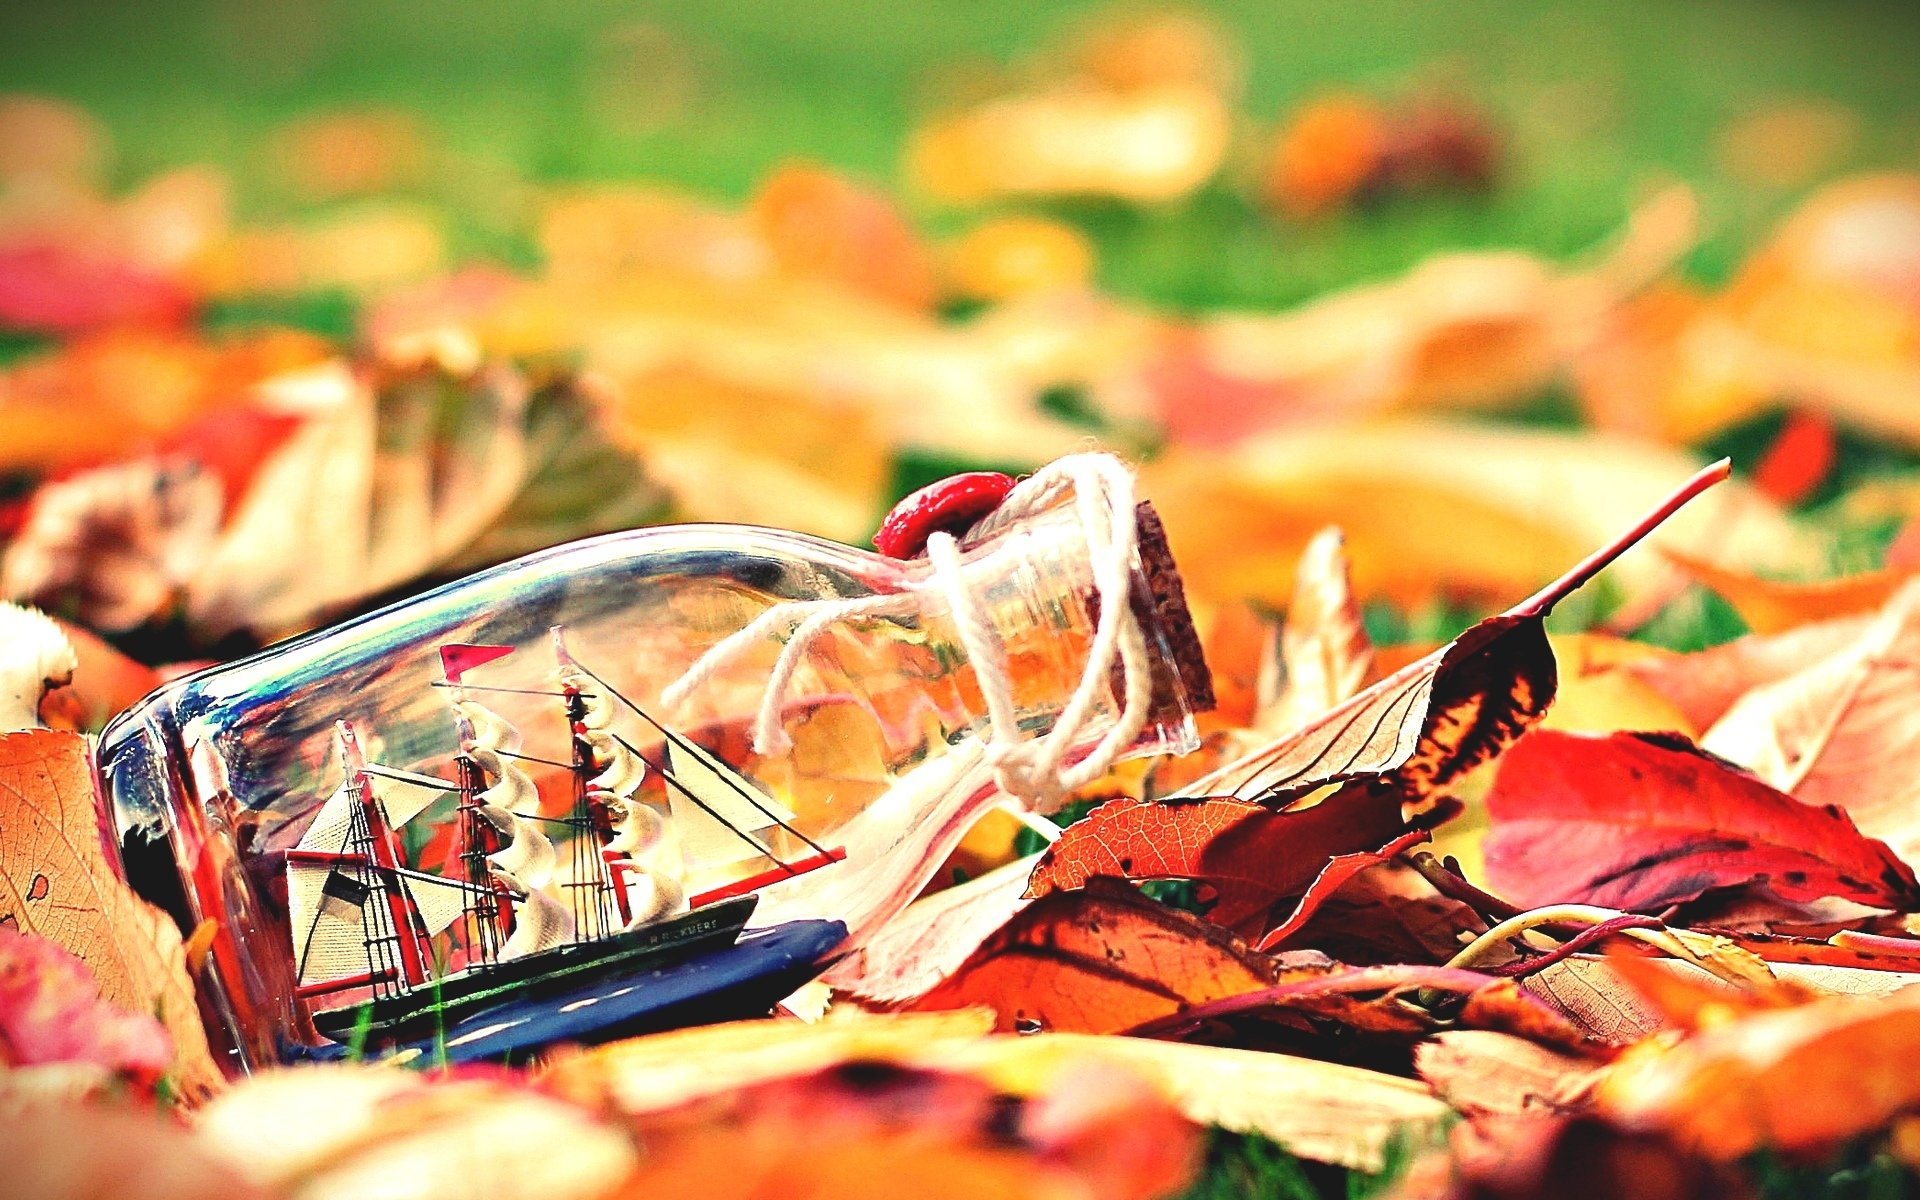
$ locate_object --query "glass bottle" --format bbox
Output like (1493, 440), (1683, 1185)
(97, 492), (1210, 1073)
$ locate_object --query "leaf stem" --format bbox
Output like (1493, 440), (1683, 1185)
(1443, 903), (1745, 982)
(1508, 458), (1732, 619)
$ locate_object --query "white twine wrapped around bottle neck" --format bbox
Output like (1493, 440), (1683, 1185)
(659, 453), (1153, 813)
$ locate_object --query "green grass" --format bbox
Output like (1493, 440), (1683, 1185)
(5, 0), (1919, 313)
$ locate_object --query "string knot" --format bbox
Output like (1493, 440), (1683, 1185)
(660, 452), (1153, 813)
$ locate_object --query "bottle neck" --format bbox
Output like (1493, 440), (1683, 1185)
(913, 499), (1209, 785)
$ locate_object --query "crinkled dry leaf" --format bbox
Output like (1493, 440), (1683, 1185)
(0, 730), (219, 1098)
(1484, 729), (1920, 913)
(910, 879), (1278, 1033)
(1703, 578), (1920, 866)
(1265, 525), (1373, 735)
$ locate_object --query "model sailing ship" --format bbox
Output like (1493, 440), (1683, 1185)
(285, 628), (846, 1045)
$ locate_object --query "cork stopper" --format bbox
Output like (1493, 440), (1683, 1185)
(1128, 501), (1215, 722)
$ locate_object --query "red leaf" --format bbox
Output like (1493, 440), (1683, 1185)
(1752, 410), (1837, 507)
(0, 925), (172, 1079)
(1483, 729), (1920, 913)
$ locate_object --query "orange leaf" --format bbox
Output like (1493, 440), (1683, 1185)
(1598, 984), (1920, 1158)
(824, 854), (1038, 1007)
(910, 880), (1278, 1033)
(0, 729), (220, 1099)
(1483, 729), (1920, 913)
(623, 1059), (1200, 1200)
(1663, 546), (1908, 633)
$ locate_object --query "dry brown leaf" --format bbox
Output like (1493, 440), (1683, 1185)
(0, 730), (220, 1099)
(1025, 786), (1438, 946)
(1702, 578), (1920, 865)
(1265, 525), (1373, 735)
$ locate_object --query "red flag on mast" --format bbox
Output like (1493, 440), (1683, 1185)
(440, 643), (515, 684)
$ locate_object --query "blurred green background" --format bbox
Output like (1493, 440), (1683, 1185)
(5, 0), (1918, 311)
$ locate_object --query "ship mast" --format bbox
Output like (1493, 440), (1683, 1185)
(288, 721), (470, 1002)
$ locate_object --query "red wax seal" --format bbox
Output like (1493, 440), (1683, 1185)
(873, 471), (1016, 558)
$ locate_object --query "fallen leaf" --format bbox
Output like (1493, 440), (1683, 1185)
(0, 729), (220, 1099)
(1662, 547), (1907, 634)
(1415, 1029), (1604, 1119)
(1483, 729), (1920, 913)
(1142, 422), (1812, 612)
(748, 162), (937, 309)
(1025, 786), (1443, 946)
(1597, 983), (1920, 1159)
(910, 879), (1279, 1033)
(1178, 460), (1734, 807)
(1620, 612), (1875, 731)
(197, 1065), (635, 1200)
(546, 1008), (1448, 1173)
(1127, 963), (1596, 1054)
(1, 1103), (268, 1200)
(907, 84), (1230, 206)
(621, 1057), (1200, 1200)
(0, 925), (172, 1079)
(946, 1033), (1447, 1173)
(1262, 862), (1488, 965)
(1265, 525), (1373, 735)
(824, 853), (1039, 1006)
(1702, 578), (1920, 866)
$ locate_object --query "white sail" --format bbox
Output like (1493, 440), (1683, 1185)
(662, 738), (797, 869)
(293, 774), (442, 856)
(475, 804), (557, 890)
(616, 863), (686, 927)
(453, 697), (521, 755)
(287, 860), (474, 986)
(583, 730), (646, 796)
(498, 879), (574, 960)
(603, 796), (664, 858)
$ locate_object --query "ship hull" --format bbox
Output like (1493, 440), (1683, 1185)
(310, 894), (758, 1046)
